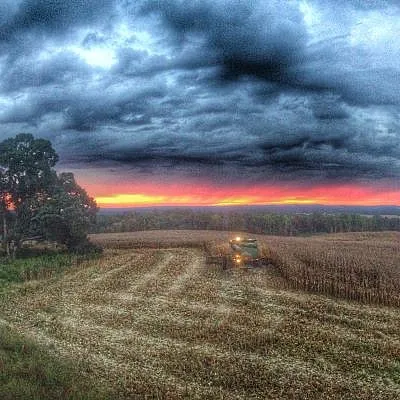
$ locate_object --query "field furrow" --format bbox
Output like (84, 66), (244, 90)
(1, 242), (400, 399)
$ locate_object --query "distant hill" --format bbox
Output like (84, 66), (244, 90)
(99, 204), (400, 216)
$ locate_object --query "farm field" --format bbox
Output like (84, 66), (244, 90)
(1, 231), (400, 399)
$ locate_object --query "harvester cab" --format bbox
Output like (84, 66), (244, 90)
(229, 237), (260, 268)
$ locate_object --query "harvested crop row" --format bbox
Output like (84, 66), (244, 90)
(1, 244), (400, 399)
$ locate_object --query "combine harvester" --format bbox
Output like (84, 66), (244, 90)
(207, 236), (268, 269)
(229, 237), (262, 268)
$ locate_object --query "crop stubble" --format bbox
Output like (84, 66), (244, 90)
(1, 231), (400, 399)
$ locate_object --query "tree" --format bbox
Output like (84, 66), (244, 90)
(0, 133), (97, 256)
(0, 167), (11, 255)
(0, 133), (58, 203)
(34, 173), (98, 250)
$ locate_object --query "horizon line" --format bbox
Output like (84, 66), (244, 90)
(98, 203), (400, 210)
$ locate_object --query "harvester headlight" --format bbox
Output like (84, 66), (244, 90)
(235, 236), (241, 241)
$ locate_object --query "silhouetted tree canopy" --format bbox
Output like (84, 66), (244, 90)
(0, 133), (97, 256)
(93, 209), (400, 236)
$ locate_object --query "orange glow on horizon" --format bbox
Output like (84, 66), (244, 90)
(87, 182), (400, 208)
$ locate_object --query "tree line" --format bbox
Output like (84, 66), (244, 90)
(93, 209), (400, 236)
(0, 134), (98, 257)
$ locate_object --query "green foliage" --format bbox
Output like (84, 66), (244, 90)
(0, 134), (98, 255)
(0, 133), (58, 206)
(0, 251), (109, 399)
(33, 173), (98, 250)
(0, 254), (78, 288)
(0, 323), (112, 400)
(93, 210), (400, 236)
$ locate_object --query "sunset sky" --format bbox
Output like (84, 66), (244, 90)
(0, 0), (399, 207)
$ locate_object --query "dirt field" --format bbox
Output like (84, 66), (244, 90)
(1, 232), (400, 399)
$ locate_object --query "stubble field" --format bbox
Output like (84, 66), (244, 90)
(1, 230), (400, 399)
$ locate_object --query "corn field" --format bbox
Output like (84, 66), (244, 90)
(258, 232), (400, 307)
(0, 230), (399, 399)
(177, 230), (400, 307)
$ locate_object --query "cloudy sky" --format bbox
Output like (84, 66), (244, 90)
(0, 0), (399, 206)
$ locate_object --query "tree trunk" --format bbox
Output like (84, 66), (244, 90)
(1, 206), (9, 256)
(11, 241), (17, 259)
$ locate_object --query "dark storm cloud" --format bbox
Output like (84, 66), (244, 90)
(259, 131), (398, 181)
(0, 0), (117, 79)
(137, 0), (400, 107)
(138, 0), (307, 83)
(0, 51), (92, 93)
(310, 95), (350, 120)
(63, 104), (399, 183)
(0, 0), (399, 185)
(61, 81), (166, 131)
(0, 76), (167, 130)
(0, 0), (115, 42)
